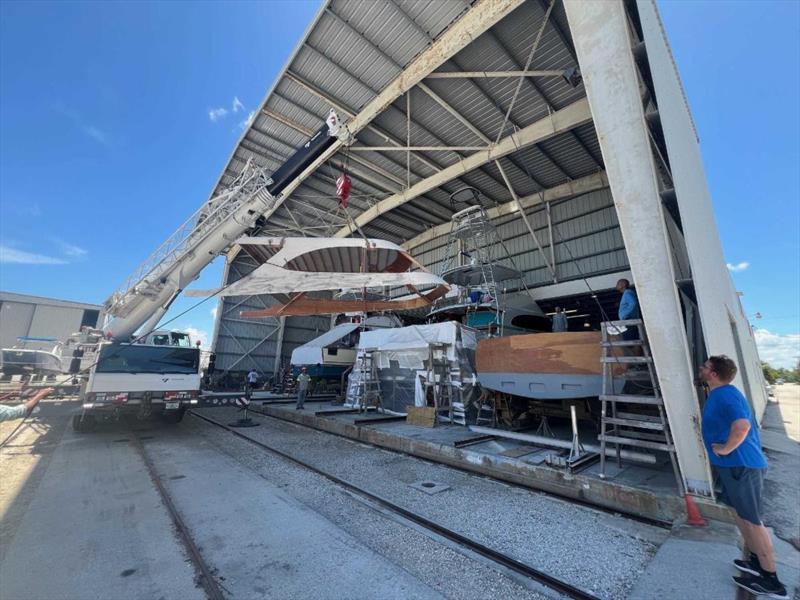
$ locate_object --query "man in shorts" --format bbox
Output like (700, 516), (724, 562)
(700, 355), (787, 599)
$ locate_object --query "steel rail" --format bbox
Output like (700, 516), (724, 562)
(130, 431), (227, 600)
(189, 410), (602, 600)
(243, 404), (674, 530)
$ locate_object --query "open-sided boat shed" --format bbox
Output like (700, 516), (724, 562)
(208, 0), (766, 499)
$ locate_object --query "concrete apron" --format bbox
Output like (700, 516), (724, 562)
(255, 404), (734, 524)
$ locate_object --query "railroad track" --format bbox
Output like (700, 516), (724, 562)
(244, 404), (673, 530)
(188, 409), (603, 600)
(130, 431), (227, 600)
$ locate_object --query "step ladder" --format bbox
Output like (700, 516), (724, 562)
(353, 348), (383, 414)
(475, 390), (497, 427)
(424, 343), (454, 425)
(598, 319), (684, 494)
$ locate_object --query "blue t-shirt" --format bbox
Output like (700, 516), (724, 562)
(701, 384), (767, 468)
(619, 288), (639, 320)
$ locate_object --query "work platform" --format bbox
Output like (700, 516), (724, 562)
(242, 393), (793, 527)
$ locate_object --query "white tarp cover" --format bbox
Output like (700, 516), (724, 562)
(291, 323), (360, 366)
(189, 264), (443, 297)
(186, 236), (446, 298)
(358, 322), (477, 370)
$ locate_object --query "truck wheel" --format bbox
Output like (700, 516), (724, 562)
(161, 408), (186, 424)
(72, 414), (96, 433)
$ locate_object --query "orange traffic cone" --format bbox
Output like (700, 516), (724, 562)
(684, 494), (707, 526)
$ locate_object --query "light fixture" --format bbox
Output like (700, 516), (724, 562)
(562, 66), (582, 88)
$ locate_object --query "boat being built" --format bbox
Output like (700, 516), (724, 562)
(188, 236), (448, 317)
(476, 332), (627, 400)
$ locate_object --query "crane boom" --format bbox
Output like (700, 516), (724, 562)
(103, 112), (340, 340)
(103, 160), (273, 340)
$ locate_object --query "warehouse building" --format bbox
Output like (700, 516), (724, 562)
(0, 291), (103, 352)
(208, 0), (765, 499)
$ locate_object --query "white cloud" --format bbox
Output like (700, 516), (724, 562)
(754, 328), (800, 369)
(53, 102), (110, 145)
(727, 261), (750, 273)
(238, 110), (255, 131)
(183, 327), (210, 349)
(210, 307), (218, 319)
(0, 245), (68, 265)
(55, 240), (88, 258)
(232, 96), (245, 113)
(208, 107), (228, 122)
(83, 125), (109, 145)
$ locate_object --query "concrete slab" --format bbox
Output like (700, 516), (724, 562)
(0, 421), (204, 600)
(141, 430), (443, 599)
(629, 522), (800, 600)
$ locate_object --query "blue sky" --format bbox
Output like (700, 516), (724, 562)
(1, 1), (798, 367)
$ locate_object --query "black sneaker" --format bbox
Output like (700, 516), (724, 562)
(733, 554), (761, 576)
(733, 574), (788, 599)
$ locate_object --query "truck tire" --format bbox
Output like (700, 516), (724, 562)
(72, 414), (96, 433)
(161, 408), (186, 424)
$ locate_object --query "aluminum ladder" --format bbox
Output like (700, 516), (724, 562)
(424, 343), (455, 425)
(353, 348), (384, 414)
(598, 319), (684, 494)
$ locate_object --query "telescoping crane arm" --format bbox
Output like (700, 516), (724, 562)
(103, 111), (342, 341)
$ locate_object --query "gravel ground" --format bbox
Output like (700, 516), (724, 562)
(192, 408), (669, 599)
(172, 416), (558, 600)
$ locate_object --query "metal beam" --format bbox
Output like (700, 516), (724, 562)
(272, 316), (286, 379)
(261, 107), (407, 191)
(495, 160), (556, 278)
(269, 0), (527, 220)
(283, 71), (442, 176)
(426, 70), (565, 79)
(350, 146), (487, 153)
(564, 0), (711, 496)
(335, 98), (592, 236)
(404, 170), (607, 250)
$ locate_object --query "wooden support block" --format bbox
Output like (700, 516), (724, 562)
(406, 406), (437, 428)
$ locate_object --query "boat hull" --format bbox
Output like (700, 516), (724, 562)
(476, 332), (626, 400)
(0, 348), (63, 376)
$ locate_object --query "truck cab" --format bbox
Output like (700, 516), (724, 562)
(74, 330), (201, 431)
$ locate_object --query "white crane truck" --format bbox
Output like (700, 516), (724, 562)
(72, 112), (341, 431)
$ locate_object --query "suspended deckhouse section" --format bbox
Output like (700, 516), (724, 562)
(206, 0), (769, 501)
(192, 236), (449, 317)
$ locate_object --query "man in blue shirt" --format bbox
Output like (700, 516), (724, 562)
(700, 355), (787, 599)
(615, 278), (640, 347)
(552, 307), (568, 332)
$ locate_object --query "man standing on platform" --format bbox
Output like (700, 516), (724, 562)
(295, 367), (311, 410)
(616, 278), (640, 343)
(245, 369), (259, 395)
(699, 355), (787, 599)
(552, 307), (568, 332)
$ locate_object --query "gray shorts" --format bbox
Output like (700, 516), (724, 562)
(715, 466), (766, 525)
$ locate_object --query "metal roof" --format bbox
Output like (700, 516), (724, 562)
(208, 0), (604, 246)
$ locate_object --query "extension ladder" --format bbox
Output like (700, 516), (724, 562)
(598, 319), (684, 494)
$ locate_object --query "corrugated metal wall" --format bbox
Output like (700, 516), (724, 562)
(409, 187), (629, 288)
(213, 254), (282, 375)
(0, 295), (102, 351)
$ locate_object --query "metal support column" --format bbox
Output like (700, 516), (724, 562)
(564, 0), (712, 496)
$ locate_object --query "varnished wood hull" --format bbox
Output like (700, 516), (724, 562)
(476, 332), (625, 399)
